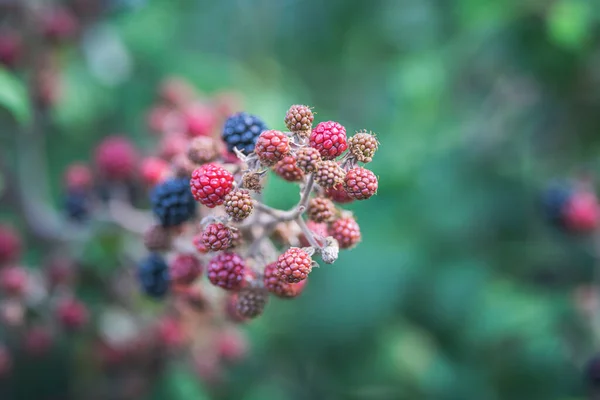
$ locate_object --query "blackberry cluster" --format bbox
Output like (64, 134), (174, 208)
(150, 177), (197, 227)
(138, 253), (170, 298)
(222, 112), (268, 155)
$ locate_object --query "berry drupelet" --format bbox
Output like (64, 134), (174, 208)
(151, 177), (197, 227)
(222, 112), (268, 155)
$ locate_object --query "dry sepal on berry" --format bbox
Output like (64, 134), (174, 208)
(235, 288), (269, 318)
(329, 216), (361, 249)
(207, 252), (247, 290)
(263, 262), (306, 298)
(223, 189), (254, 221)
(276, 247), (313, 283)
(242, 172), (264, 192)
(274, 156), (305, 182)
(190, 163), (234, 207)
(254, 130), (290, 166)
(202, 223), (234, 251)
(348, 131), (378, 163)
(315, 160), (345, 188)
(307, 197), (336, 223)
(284, 105), (314, 136)
(310, 121), (348, 160)
(296, 147), (322, 174)
(344, 167), (378, 200)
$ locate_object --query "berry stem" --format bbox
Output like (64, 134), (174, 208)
(296, 216), (323, 250)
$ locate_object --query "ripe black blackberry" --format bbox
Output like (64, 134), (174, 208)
(222, 112), (268, 154)
(150, 177), (197, 227)
(138, 253), (170, 298)
(64, 190), (91, 222)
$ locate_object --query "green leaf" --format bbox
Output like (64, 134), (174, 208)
(0, 67), (31, 124)
(547, 0), (592, 50)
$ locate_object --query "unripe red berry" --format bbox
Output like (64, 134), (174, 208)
(315, 160), (345, 188)
(156, 317), (185, 349)
(255, 130), (291, 166)
(0, 32), (21, 68)
(184, 103), (218, 137)
(24, 327), (53, 357)
(190, 164), (234, 207)
(64, 163), (93, 191)
(225, 294), (247, 323)
(172, 153), (196, 178)
(140, 157), (169, 186)
(95, 136), (138, 180)
(0, 266), (27, 296)
(207, 252), (247, 290)
(564, 190), (600, 233)
(309, 121), (348, 160)
(202, 223), (234, 251)
(307, 197), (336, 223)
(263, 262), (306, 298)
(344, 167), (378, 200)
(192, 234), (210, 254)
(146, 105), (185, 134)
(0, 226), (21, 265)
(325, 183), (354, 204)
(143, 225), (172, 252)
(274, 155), (305, 182)
(284, 104), (314, 136)
(348, 131), (379, 163)
(57, 298), (88, 331)
(329, 217), (361, 249)
(276, 247), (313, 283)
(159, 77), (196, 107)
(299, 221), (328, 247)
(0, 345), (11, 377)
(159, 132), (188, 161)
(242, 172), (263, 192)
(170, 254), (202, 285)
(235, 288), (268, 319)
(41, 7), (79, 42)
(187, 136), (218, 164)
(223, 189), (254, 221)
(296, 147), (322, 174)
(218, 328), (248, 362)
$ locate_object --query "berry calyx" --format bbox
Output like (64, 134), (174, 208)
(348, 131), (379, 163)
(307, 197), (336, 223)
(284, 104), (314, 136)
(254, 130), (291, 166)
(344, 167), (378, 200)
(202, 223), (234, 251)
(170, 254), (203, 285)
(223, 189), (254, 221)
(207, 252), (247, 290)
(315, 160), (345, 188)
(242, 172), (263, 192)
(190, 164), (234, 208)
(222, 112), (268, 155)
(235, 288), (269, 319)
(309, 121), (348, 160)
(329, 216), (361, 249)
(150, 177), (197, 227)
(276, 247), (313, 283)
(274, 155), (305, 182)
(94, 136), (138, 180)
(263, 262), (306, 298)
(296, 147), (322, 174)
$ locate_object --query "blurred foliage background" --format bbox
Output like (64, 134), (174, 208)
(4, 0), (600, 399)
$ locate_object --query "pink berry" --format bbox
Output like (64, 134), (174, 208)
(207, 252), (247, 290)
(564, 190), (600, 233)
(255, 130), (290, 166)
(329, 217), (361, 249)
(184, 103), (217, 137)
(276, 247), (312, 283)
(140, 157), (169, 186)
(169, 254), (202, 285)
(190, 164), (234, 208)
(0, 266), (27, 296)
(57, 298), (88, 331)
(0, 226), (21, 265)
(309, 121), (348, 160)
(344, 167), (378, 200)
(263, 262), (306, 298)
(95, 136), (138, 180)
(64, 163), (93, 191)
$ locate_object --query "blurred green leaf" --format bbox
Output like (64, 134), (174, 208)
(0, 67), (31, 125)
(547, 0), (592, 49)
